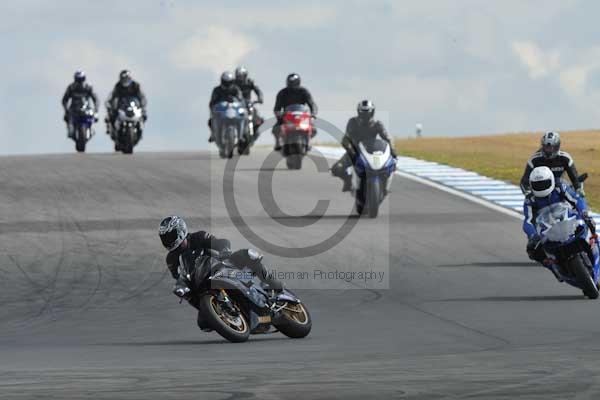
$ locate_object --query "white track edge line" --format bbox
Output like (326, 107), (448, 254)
(312, 147), (523, 220)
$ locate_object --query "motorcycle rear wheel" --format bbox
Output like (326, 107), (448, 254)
(274, 302), (312, 339)
(198, 293), (250, 342)
(286, 155), (302, 170)
(570, 256), (599, 299)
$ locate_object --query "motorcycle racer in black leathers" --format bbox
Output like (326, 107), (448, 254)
(105, 70), (147, 141)
(235, 66), (264, 138)
(272, 73), (318, 150)
(519, 131), (583, 196)
(61, 70), (99, 138)
(158, 216), (283, 300)
(208, 71), (244, 142)
(331, 100), (397, 191)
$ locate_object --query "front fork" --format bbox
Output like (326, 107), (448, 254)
(216, 289), (238, 315)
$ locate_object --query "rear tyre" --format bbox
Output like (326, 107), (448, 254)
(365, 179), (381, 218)
(198, 293), (250, 342)
(570, 256), (599, 299)
(274, 302), (312, 339)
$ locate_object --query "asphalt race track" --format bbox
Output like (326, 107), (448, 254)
(2, 150), (600, 400)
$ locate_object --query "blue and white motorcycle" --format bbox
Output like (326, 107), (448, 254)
(352, 138), (397, 218)
(211, 100), (248, 158)
(536, 202), (600, 298)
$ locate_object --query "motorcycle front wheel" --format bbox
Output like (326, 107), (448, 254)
(75, 126), (87, 153)
(570, 256), (599, 299)
(198, 293), (250, 342)
(274, 302), (312, 338)
(365, 179), (381, 218)
(286, 155), (302, 170)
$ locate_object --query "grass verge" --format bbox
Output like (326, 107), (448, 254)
(395, 130), (600, 210)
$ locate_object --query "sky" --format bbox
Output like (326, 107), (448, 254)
(1, 0), (600, 154)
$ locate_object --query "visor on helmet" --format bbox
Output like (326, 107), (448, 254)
(160, 229), (179, 249)
(531, 179), (553, 193)
(542, 143), (559, 158)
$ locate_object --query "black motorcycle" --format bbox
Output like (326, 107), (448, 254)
(177, 251), (312, 343)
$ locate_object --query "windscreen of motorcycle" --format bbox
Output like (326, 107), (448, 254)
(536, 202), (580, 242)
(358, 140), (391, 170)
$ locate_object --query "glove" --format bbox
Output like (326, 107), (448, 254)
(583, 212), (596, 234)
(218, 248), (232, 260)
(63, 114), (68, 122)
(577, 188), (586, 197)
(142, 114), (148, 122)
(173, 285), (191, 299)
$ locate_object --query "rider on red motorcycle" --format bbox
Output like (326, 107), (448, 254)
(272, 73), (317, 150)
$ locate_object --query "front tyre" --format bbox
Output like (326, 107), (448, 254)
(224, 126), (236, 159)
(286, 154), (302, 170)
(274, 302), (312, 338)
(198, 293), (250, 342)
(366, 178), (381, 218)
(75, 126), (86, 153)
(570, 256), (599, 299)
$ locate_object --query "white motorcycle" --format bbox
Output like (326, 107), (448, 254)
(112, 97), (144, 154)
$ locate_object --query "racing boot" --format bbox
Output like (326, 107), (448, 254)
(342, 174), (353, 192)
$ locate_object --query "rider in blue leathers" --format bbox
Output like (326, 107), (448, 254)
(523, 167), (595, 270)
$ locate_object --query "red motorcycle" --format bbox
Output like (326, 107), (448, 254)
(280, 104), (314, 169)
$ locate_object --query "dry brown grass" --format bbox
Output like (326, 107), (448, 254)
(396, 130), (600, 210)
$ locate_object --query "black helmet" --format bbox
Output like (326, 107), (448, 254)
(74, 70), (86, 84)
(221, 71), (235, 88)
(119, 70), (132, 87)
(540, 131), (561, 159)
(286, 73), (301, 88)
(357, 99), (375, 122)
(235, 66), (248, 82)
(158, 216), (188, 251)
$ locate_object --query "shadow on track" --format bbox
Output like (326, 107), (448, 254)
(95, 336), (291, 346)
(270, 214), (359, 221)
(233, 167), (289, 172)
(437, 262), (538, 268)
(431, 295), (584, 303)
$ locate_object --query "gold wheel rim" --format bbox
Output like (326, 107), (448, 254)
(282, 303), (309, 325)
(210, 296), (248, 333)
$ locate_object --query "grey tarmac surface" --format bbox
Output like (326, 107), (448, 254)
(1, 150), (600, 399)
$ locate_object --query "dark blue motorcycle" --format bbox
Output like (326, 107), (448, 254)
(536, 202), (600, 298)
(352, 138), (397, 218)
(69, 98), (96, 153)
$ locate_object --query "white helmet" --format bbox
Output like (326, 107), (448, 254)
(529, 166), (555, 197)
